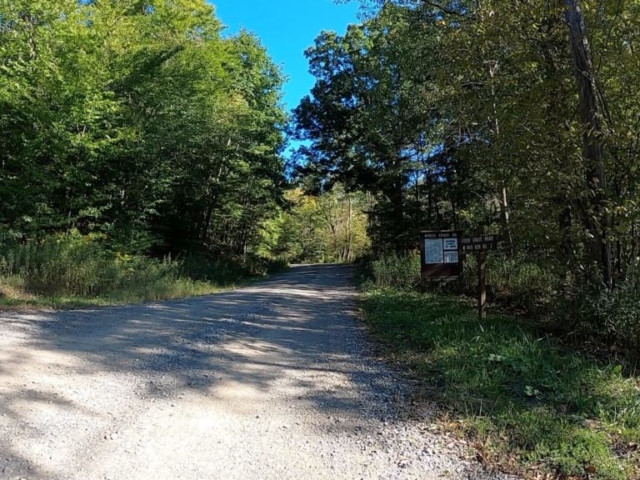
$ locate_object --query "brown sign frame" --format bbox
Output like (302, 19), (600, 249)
(420, 231), (463, 280)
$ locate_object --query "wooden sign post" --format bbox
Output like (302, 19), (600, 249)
(477, 251), (487, 319)
(462, 235), (498, 320)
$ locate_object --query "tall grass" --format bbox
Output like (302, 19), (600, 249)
(368, 252), (555, 304)
(369, 253), (421, 289)
(0, 235), (287, 308)
(462, 252), (558, 312)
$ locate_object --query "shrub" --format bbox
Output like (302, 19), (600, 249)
(0, 234), (288, 306)
(370, 253), (420, 289)
(562, 263), (640, 355)
(463, 252), (559, 312)
(0, 235), (183, 297)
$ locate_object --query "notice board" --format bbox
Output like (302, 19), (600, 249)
(420, 231), (463, 279)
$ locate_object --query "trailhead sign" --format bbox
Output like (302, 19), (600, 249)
(461, 235), (498, 252)
(420, 231), (463, 279)
(421, 230), (500, 320)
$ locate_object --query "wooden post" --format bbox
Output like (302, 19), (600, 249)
(477, 251), (487, 320)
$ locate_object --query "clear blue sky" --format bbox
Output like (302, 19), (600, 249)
(210, 0), (360, 111)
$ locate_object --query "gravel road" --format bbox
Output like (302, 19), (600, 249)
(0, 265), (507, 480)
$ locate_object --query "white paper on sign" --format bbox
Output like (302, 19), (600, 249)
(443, 238), (458, 251)
(444, 251), (459, 264)
(425, 239), (444, 264)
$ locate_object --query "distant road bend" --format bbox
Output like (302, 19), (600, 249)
(0, 265), (504, 480)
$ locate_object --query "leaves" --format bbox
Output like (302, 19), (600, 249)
(0, 0), (287, 259)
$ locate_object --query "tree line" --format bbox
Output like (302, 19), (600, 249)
(0, 0), (287, 259)
(294, 0), (640, 344)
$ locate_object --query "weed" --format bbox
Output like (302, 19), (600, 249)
(0, 234), (288, 309)
(361, 288), (640, 480)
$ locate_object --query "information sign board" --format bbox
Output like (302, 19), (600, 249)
(420, 231), (463, 279)
(461, 235), (498, 252)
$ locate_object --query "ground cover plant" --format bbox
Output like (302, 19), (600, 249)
(0, 235), (287, 309)
(361, 286), (640, 480)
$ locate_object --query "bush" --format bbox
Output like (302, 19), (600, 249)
(0, 234), (288, 306)
(0, 235), (186, 297)
(370, 253), (420, 289)
(561, 263), (640, 355)
(181, 254), (289, 284)
(463, 253), (559, 312)
(367, 252), (557, 304)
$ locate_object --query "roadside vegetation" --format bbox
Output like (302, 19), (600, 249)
(0, 233), (287, 309)
(361, 255), (640, 480)
(0, 0), (295, 309)
(292, 3), (640, 475)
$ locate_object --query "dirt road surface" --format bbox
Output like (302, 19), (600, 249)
(0, 265), (503, 480)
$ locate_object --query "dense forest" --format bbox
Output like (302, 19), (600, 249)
(294, 0), (640, 352)
(0, 0), (368, 304)
(1, 0), (285, 256)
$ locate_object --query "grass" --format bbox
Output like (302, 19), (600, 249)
(0, 235), (288, 310)
(361, 288), (640, 480)
(0, 274), (229, 309)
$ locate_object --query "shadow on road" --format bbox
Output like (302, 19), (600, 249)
(0, 264), (406, 477)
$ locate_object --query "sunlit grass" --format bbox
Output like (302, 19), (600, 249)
(0, 274), (234, 310)
(0, 235), (287, 310)
(362, 288), (640, 480)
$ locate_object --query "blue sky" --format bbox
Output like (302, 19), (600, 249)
(210, 0), (360, 112)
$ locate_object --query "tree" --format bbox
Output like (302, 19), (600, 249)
(0, 0), (287, 261)
(294, 5), (448, 252)
(274, 187), (370, 263)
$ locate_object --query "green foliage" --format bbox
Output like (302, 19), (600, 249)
(462, 253), (559, 313)
(559, 262), (640, 355)
(294, 5), (447, 252)
(369, 253), (420, 289)
(298, 0), (640, 351)
(368, 251), (556, 307)
(274, 187), (370, 263)
(0, 234), (280, 307)
(0, 0), (286, 262)
(362, 288), (640, 479)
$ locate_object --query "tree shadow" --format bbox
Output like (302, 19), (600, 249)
(0, 265), (423, 478)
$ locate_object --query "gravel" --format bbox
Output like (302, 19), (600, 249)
(0, 265), (514, 480)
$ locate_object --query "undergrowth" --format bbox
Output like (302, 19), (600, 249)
(361, 288), (640, 480)
(0, 234), (288, 309)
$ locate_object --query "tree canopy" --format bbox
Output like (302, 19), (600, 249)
(0, 0), (286, 258)
(294, 0), (640, 290)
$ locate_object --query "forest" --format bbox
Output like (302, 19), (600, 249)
(292, 1), (640, 478)
(0, 0), (369, 305)
(294, 0), (640, 351)
(2, 0), (640, 477)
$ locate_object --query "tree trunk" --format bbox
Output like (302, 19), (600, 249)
(346, 196), (353, 262)
(387, 176), (405, 253)
(563, 0), (612, 288)
(498, 187), (514, 255)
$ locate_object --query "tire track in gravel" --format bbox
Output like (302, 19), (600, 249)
(0, 265), (510, 480)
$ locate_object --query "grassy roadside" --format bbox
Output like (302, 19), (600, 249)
(0, 276), (234, 310)
(0, 270), (285, 310)
(361, 288), (640, 480)
(0, 236), (288, 310)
